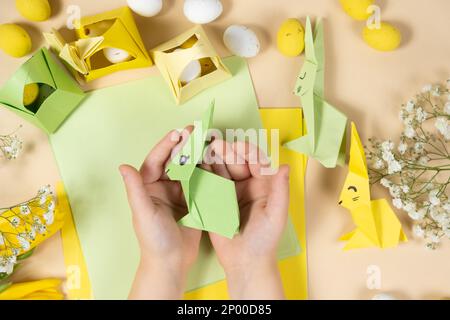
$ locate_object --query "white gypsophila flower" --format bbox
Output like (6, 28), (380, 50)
(418, 156), (429, 165)
(401, 185), (410, 193)
(381, 140), (394, 152)
(413, 224), (425, 238)
(39, 195), (47, 205)
(28, 228), (36, 241)
(405, 100), (415, 112)
(399, 109), (407, 121)
(432, 87), (441, 97)
(393, 198), (403, 209)
(47, 200), (55, 212)
(380, 178), (391, 188)
(429, 232), (441, 243)
(403, 116), (413, 127)
(389, 185), (401, 198)
(404, 126), (415, 138)
(20, 205), (31, 215)
(435, 117), (450, 140)
(38, 185), (50, 195)
(17, 236), (30, 251)
(43, 210), (54, 225)
(398, 142), (408, 154)
(414, 142), (424, 154)
(416, 107), (428, 122)
(403, 202), (416, 213)
(388, 160), (402, 174)
(409, 208), (426, 221)
(0, 261), (14, 275)
(444, 102), (450, 115)
(382, 150), (395, 162)
(429, 190), (441, 207)
(422, 84), (432, 93)
(445, 228), (450, 238)
(373, 159), (385, 169)
(444, 201), (450, 212)
(10, 217), (20, 227)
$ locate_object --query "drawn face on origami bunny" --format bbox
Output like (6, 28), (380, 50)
(338, 123), (371, 211)
(295, 60), (318, 97)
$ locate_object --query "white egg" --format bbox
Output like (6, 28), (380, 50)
(103, 47), (132, 64)
(223, 25), (260, 58)
(183, 0), (223, 24)
(127, 0), (163, 17)
(174, 49), (202, 84)
(372, 293), (397, 300)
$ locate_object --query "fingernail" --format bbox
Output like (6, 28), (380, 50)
(119, 166), (127, 178)
(170, 130), (181, 143)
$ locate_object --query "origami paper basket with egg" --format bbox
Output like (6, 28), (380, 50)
(0, 48), (85, 134)
(150, 25), (232, 105)
(45, 7), (152, 82)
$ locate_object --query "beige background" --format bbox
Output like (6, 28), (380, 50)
(1, 0), (449, 299)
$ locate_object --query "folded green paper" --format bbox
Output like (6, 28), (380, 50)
(167, 101), (240, 238)
(283, 17), (348, 168)
(0, 48), (85, 134)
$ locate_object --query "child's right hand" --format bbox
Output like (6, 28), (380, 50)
(202, 140), (290, 300)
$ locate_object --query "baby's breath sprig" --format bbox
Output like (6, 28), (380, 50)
(0, 186), (55, 278)
(366, 79), (450, 249)
(0, 126), (23, 160)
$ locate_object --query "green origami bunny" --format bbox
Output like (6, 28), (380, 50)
(165, 101), (240, 239)
(284, 17), (348, 168)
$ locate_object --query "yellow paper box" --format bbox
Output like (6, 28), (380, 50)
(45, 7), (152, 82)
(150, 25), (232, 104)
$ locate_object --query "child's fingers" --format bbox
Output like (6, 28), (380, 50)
(232, 141), (271, 179)
(204, 139), (232, 179)
(140, 126), (194, 183)
(266, 165), (290, 226)
(140, 130), (181, 183)
(120, 164), (156, 216)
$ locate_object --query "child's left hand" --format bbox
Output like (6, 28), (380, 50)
(120, 128), (201, 299)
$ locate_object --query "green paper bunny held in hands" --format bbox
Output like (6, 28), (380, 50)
(165, 101), (240, 239)
(284, 17), (348, 168)
(119, 102), (290, 299)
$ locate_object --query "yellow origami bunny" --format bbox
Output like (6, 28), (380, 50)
(338, 122), (407, 250)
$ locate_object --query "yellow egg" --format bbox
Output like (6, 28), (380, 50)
(16, 0), (51, 22)
(339, 0), (374, 21)
(277, 18), (305, 57)
(23, 83), (40, 106)
(0, 24), (32, 58)
(363, 22), (401, 51)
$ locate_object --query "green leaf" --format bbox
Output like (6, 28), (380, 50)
(17, 248), (35, 261)
(0, 272), (11, 281)
(0, 282), (12, 293)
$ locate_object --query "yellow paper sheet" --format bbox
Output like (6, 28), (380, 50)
(57, 182), (93, 299)
(185, 108), (309, 300)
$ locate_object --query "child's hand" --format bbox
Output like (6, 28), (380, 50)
(120, 128), (201, 299)
(202, 140), (290, 300)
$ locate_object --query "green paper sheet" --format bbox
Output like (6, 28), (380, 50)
(50, 56), (300, 299)
(0, 48), (85, 134)
(283, 17), (347, 168)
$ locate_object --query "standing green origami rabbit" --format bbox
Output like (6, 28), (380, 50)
(284, 17), (348, 168)
(165, 101), (240, 239)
